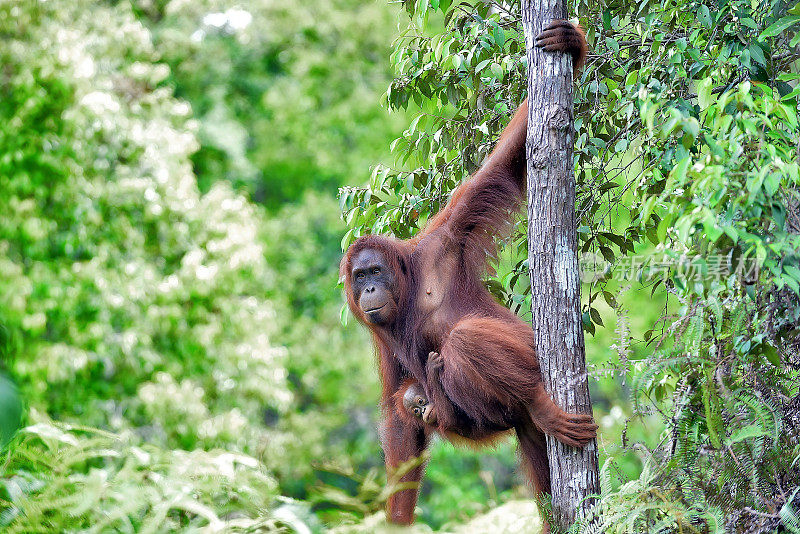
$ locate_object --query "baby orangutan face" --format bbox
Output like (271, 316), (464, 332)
(402, 383), (436, 425)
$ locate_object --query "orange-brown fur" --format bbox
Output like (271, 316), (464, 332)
(340, 21), (592, 530)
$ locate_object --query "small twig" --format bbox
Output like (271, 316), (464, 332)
(771, 465), (787, 501)
(743, 507), (780, 519)
(774, 52), (800, 62)
(726, 445), (743, 469)
(712, 75), (747, 94)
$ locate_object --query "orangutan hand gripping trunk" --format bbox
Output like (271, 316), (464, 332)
(340, 20), (593, 532)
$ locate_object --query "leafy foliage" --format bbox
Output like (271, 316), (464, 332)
(0, 0), (289, 451)
(0, 0), (301, 528)
(340, 1), (527, 245)
(136, 0), (409, 209)
(0, 414), (316, 533)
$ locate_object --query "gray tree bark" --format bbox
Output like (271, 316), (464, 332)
(521, 1), (600, 530)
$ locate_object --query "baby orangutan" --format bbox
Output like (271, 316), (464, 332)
(402, 381), (437, 426)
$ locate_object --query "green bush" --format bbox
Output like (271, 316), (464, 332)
(0, 413), (309, 533)
(0, 0), (289, 450)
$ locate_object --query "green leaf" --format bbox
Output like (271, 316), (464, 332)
(682, 117), (700, 142)
(745, 283), (756, 300)
(590, 307), (604, 327)
(741, 17), (758, 29)
(640, 196), (658, 226)
(475, 59), (492, 73)
(762, 344), (781, 366)
(781, 84), (800, 101)
(703, 213), (723, 242)
(662, 111), (681, 136)
(490, 62), (503, 78)
(341, 228), (354, 251)
(698, 77), (713, 109)
(786, 276), (800, 294)
(669, 156), (691, 186)
(760, 16), (800, 38)
(726, 425), (769, 445)
(785, 264), (800, 283)
(493, 25), (505, 47)
(756, 242), (767, 267)
(602, 10), (611, 30)
(699, 5), (712, 28)
(0, 374), (22, 449)
(407, 113), (425, 133)
(748, 43), (767, 67)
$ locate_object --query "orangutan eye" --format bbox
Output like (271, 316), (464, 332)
(412, 407), (420, 416)
(416, 397), (425, 405)
(373, 267), (381, 275)
(356, 273), (365, 282)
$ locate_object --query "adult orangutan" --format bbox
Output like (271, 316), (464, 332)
(340, 20), (594, 532)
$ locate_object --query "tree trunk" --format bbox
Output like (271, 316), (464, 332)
(521, 1), (600, 530)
